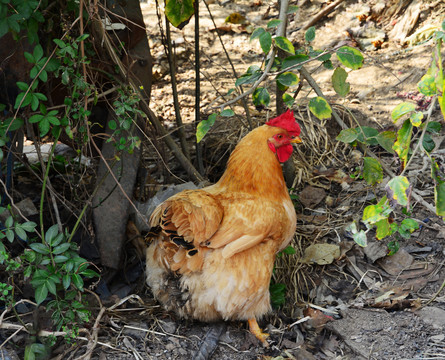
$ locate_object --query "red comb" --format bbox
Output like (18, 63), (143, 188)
(266, 110), (300, 136)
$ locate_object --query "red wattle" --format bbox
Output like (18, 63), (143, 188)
(276, 144), (293, 162)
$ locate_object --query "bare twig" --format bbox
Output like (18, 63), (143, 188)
(299, 64), (437, 215)
(195, 0), (204, 175)
(202, 0), (253, 129)
(301, 0), (346, 31)
(163, 13), (190, 160)
(91, 10), (205, 183)
(400, 97), (437, 176)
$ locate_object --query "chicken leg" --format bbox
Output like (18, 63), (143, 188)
(248, 318), (269, 347)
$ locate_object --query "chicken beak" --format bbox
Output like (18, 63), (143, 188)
(290, 136), (302, 144)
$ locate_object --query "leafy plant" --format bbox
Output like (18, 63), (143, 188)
(196, 11), (364, 142)
(338, 21), (445, 249)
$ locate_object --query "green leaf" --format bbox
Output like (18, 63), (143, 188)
(62, 274), (71, 290)
(376, 131), (396, 154)
(33, 44), (43, 62)
(269, 282), (286, 308)
(80, 269), (100, 278)
(5, 215), (13, 228)
(276, 72), (299, 87)
(250, 27), (266, 41)
(235, 71), (262, 87)
(393, 119), (412, 166)
(281, 54), (309, 70)
(363, 204), (392, 224)
(29, 243), (50, 254)
(435, 181), (445, 216)
(196, 113), (217, 143)
(21, 221), (37, 232)
(432, 159), (445, 216)
(391, 102), (416, 121)
(164, 0), (194, 29)
(6, 229), (14, 242)
(353, 230), (367, 247)
(426, 121), (441, 134)
(375, 218), (393, 240)
(46, 58), (61, 72)
(399, 218), (419, 239)
(331, 67), (350, 97)
(54, 255), (69, 263)
(71, 273), (84, 290)
(417, 74), (437, 96)
(336, 46), (363, 70)
(336, 128), (358, 143)
(252, 87), (270, 107)
(45, 278), (57, 295)
(308, 96), (332, 120)
(38, 70), (48, 83)
(220, 109), (234, 117)
(305, 26), (316, 43)
(363, 157), (383, 185)
(45, 224), (59, 245)
(53, 242), (71, 255)
(409, 111), (423, 127)
(35, 284), (48, 304)
(267, 19), (282, 28)
(274, 36), (295, 54)
(282, 93), (295, 108)
(386, 176), (410, 207)
(29, 114), (43, 123)
(422, 133), (435, 152)
(281, 245), (296, 255)
(387, 240), (400, 256)
(24, 51), (35, 64)
(51, 233), (64, 247)
(30, 94), (39, 111)
(38, 118), (50, 136)
(14, 225), (27, 241)
(259, 31), (272, 54)
(357, 127), (378, 145)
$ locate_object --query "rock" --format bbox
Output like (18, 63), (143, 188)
(363, 241), (387, 263)
(132, 182), (198, 232)
(416, 307), (445, 329)
(159, 320), (177, 334)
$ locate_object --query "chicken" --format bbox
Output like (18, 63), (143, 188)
(145, 110), (301, 345)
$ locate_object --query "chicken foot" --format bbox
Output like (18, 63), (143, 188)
(248, 318), (269, 347)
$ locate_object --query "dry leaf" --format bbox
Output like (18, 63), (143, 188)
(301, 244), (341, 265)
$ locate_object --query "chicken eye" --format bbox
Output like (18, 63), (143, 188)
(277, 134), (283, 139)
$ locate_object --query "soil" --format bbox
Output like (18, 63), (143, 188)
(2, 0), (445, 359)
(137, 0), (445, 359)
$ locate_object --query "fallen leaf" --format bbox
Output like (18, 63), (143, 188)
(299, 186), (326, 208)
(301, 244), (341, 265)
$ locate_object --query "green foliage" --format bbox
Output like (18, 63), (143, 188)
(309, 96), (332, 120)
(386, 176), (410, 207)
(274, 36), (295, 54)
(336, 46), (364, 70)
(252, 87), (271, 108)
(363, 157), (383, 185)
(164, 0), (194, 28)
(197, 113), (217, 143)
(109, 88), (144, 153)
(332, 67), (350, 97)
(270, 282), (286, 308)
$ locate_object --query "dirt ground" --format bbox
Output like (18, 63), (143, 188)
(134, 0), (445, 359)
(2, 0), (445, 359)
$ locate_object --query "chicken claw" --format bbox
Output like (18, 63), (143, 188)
(248, 318), (269, 347)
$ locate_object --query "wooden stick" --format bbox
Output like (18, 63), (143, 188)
(302, 0), (346, 31)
